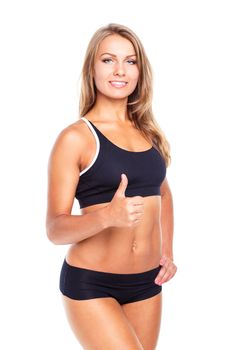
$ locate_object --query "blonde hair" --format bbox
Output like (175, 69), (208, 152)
(78, 23), (171, 167)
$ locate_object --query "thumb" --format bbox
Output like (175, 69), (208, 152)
(115, 173), (128, 197)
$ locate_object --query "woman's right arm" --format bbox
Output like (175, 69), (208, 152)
(45, 125), (110, 245)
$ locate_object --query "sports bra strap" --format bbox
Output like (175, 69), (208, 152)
(80, 117), (100, 176)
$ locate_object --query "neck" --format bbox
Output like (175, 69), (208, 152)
(91, 93), (129, 123)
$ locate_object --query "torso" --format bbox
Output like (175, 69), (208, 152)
(65, 113), (163, 273)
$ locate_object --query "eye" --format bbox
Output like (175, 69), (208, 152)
(127, 60), (137, 65)
(102, 58), (113, 63)
(102, 58), (137, 65)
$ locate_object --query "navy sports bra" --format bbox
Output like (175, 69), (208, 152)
(75, 117), (166, 208)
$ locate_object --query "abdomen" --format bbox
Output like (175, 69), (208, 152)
(66, 196), (162, 273)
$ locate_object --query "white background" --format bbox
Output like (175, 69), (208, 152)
(1, 0), (238, 349)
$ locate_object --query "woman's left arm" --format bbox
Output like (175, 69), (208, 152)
(155, 177), (178, 285)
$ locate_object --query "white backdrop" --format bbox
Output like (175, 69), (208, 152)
(1, 0), (238, 349)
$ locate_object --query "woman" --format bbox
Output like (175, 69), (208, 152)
(46, 23), (177, 350)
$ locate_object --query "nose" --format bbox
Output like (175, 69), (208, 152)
(113, 62), (126, 77)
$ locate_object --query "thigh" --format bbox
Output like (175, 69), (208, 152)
(122, 292), (163, 350)
(62, 294), (144, 350)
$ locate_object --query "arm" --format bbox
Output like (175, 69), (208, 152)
(47, 210), (109, 245)
(154, 176), (177, 285)
(46, 126), (109, 245)
(160, 177), (174, 260)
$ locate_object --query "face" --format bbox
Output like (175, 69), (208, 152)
(93, 34), (139, 100)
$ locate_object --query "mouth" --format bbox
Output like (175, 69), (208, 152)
(109, 81), (128, 88)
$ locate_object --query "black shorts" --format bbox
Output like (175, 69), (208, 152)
(59, 258), (162, 305)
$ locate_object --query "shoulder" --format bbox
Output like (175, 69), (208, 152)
(49, 119), (90, 166)
(53, 119), (88, 149)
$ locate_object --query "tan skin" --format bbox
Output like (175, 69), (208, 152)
(46, 34), (177, 349)
(66, 116), (165, 273)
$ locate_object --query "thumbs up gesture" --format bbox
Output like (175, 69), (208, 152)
(106, 174), (144, 228)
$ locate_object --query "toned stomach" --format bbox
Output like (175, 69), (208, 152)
(66, 195), (162, 273)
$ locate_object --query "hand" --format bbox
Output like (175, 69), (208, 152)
(105, 173), (144, 228)
(154, 255), (177, 285)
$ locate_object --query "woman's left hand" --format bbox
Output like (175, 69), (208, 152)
(154, 255), (177, 285)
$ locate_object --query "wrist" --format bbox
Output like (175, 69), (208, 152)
(161, 251), (174, 261)
(99, 205), (112, 229)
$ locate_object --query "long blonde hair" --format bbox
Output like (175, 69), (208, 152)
(78, 23), (171, 167)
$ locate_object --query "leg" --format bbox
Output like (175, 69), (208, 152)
(62, 294), (144, 350)
(122, 292), (163, 350)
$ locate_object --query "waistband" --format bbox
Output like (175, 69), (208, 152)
(63, 258), (161, 283)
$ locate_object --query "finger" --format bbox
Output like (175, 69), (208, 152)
(129, 205), (144, 215)
(134, 212), (143, 219)
(159, 269), (173, 284)
(155, 268), (171, 285)
(155, 266), (167, 284)
(130, 196), (144, 206)
(131, 209), (144, 216)
(156, 265), (177, 284)
(130, 213), (142, 223)
(155, 260), (172, 282)
(115, 173), (128, 197)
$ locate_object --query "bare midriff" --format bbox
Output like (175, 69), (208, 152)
(66, 195), (162, 274)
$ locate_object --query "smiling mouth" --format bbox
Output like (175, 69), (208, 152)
(109, 81), (128, 88)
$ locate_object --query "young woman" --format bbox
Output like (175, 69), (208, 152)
(46, 23), (177, 350)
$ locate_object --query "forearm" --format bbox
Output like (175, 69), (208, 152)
(47, 206), (109, 245)
(160, 191), (174, 260)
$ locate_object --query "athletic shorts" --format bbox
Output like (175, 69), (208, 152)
(59, 258), (162, 305)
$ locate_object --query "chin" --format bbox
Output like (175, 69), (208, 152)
(100, 91), (130, 100)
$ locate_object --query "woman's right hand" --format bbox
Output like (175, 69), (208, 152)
(105, 173), (144, 228)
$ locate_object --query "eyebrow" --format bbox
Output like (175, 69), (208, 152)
(100, 52), (137, 58)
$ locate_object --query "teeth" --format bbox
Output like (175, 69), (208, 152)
(110, 81), (127, 86)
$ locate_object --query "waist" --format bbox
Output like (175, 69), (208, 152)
(66, 225), (162, 274)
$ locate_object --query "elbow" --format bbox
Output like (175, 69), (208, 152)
(161, 186), (173, 200)
(46, 215), (66, 245)
(46, 226), (60, 245)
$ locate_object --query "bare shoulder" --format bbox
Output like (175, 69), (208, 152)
(49, 119), (88, 164)
(46, 119), (88, 223)
(56, 118), (88, 144)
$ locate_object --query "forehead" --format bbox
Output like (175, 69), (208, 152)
(97, 35), (136, 56)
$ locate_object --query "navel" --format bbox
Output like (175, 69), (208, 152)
(131, 240), (137, 251)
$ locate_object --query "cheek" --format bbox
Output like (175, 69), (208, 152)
(130, 71), (139, 87)
(129, 68), (139, 82)
(94, 63), (111, 81)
